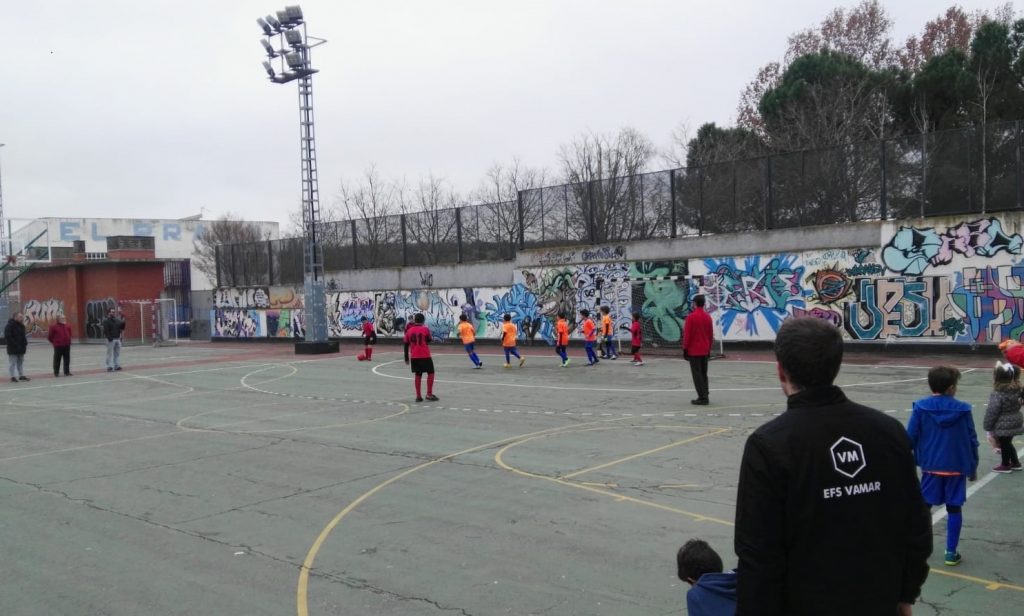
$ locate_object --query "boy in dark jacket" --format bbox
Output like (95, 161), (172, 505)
(677, 539), (736, 616)
(907, 365), (979, 566)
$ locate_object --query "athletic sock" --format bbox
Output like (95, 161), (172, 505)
(470, 352), (480, 365)
(427, 373), (435, 396)
(414, 374), (422, 398)
(366, 347), (373, 360)
(947, 512), (963, 554)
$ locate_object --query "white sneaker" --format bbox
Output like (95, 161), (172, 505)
(634, 361), (644, 366)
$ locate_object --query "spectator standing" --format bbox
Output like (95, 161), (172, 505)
(102, 307), (125, 371)
(683, 295), (713, 405)
(4, 312), (29, 382)
(47, 313), (73, 377)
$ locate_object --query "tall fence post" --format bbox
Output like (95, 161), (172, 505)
(1017, 120), (1022, 210)
(350, 219), (358, 269)
(920, 132), (927, 218)
(400, 214), (408, 267)
(669, 168), (677, 238)
(455, 207), (463, 263)
(267, 240), (274, 286)
(879, 139), (888, 220)
(215, 244), (222, 288)
(516, 191), (525, 250)
(587, 181), (597, 244)
(765, 155), (774, 230)
(697, 166), (705, 237)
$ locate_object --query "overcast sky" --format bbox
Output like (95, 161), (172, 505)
(1, 0), (1009, 229)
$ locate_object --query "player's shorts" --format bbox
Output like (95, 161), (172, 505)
(364, 335), (377, 346)
(631, 345), (641, 354)
(410, 358), (435, 374)
(920, 472), (967, 507)
(463, 343), (475, 353)
(604, 335), (614, 342)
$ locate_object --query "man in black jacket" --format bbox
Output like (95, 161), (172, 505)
(101, 307), (126, 371)
(735, 317), (932, 616)
(4, 312), (30, 382)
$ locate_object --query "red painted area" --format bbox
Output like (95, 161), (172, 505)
(19, 261), (169, 341)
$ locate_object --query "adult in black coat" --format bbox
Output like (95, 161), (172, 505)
(4, 312), (30, 382)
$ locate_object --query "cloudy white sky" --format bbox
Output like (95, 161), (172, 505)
(1, 1), (1008, 229)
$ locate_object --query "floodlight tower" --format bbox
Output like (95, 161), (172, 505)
(257, 6), (336, 354)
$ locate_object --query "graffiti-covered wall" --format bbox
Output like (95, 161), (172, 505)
(211, 214), (1024, 346)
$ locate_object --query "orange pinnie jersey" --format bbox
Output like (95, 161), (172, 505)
(555, 319), (570, 345)
(501, 322), (518, 347)
(601, 314), (613, 336)
(457, 321), (476, 344)
(581, 318), (597, 341)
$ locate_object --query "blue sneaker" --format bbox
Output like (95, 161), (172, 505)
(944, 551), (961, 566)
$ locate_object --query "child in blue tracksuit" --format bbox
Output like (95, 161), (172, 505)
(677, 539), (736, 616)
(907, 365), (979, 567)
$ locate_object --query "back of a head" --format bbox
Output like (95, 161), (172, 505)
(580, 309), (590, 318)
(693, 294), (706, 308)
(414, 313), (425, 325)
(928, 365), (960, 394)
(677, 539), (723, 582)
(503, 313), (512, 322)
(774, 317), (843, 390)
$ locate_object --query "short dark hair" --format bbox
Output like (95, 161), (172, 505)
(459, 314), (468, 321)
(774, 317), (843, 389)
(557, 312), (566, 319)
(580, 309), (590, 318)
(677, 539), (723, 582)
(503, 313), (512, 322)
(600, 305), (610, 314)
(360, 316), (367, 322)
(632, 311), (641, 320)
(693, 295), (706, 308)
(414, 313), (425, 324)
(928, 365), (961, 394)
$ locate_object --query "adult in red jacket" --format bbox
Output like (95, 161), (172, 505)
(683, 294), (713, 405)
(47, 314), (73, 377)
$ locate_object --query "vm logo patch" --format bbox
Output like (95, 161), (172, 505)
(830, 437), (866, 478)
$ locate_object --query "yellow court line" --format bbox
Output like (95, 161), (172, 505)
(563, 428), (730, 479)
(930, 568), (1024, 592)
(296, 416), (635, 616)
(494, 433), (734, 527)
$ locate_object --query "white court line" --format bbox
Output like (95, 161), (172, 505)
(931, 447), (1024, 526)
(370, 359), (949, 393)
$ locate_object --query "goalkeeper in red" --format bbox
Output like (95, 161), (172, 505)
(404, 313), (439, 402)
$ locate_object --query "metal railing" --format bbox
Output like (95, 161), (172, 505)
(216, 120), (1024, 287)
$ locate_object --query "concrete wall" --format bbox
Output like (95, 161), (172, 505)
(210, 212), (1024, 346)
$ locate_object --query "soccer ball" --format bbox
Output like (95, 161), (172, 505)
(357, 354), (366, 361)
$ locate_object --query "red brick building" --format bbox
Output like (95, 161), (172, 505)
(17, 237), (188, 342)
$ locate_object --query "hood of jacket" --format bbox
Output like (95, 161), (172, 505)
(912, 395), (972, 427)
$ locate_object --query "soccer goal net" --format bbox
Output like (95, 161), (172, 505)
(122, 299), (179, 346)
(627, 277), (725, 358)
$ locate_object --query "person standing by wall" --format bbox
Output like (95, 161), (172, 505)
(683, 295), (713, 405)
(4, 312), (29, 382)
(102, 307), (125, 371)
(735, 317), (932, 616)
(47, 314), (73, 377)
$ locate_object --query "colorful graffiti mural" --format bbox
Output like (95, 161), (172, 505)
(882, 218), (1023, 275)
(696, 254), (807, 336)
(214, 287), (270, 309)
(23, 298), (64, 335)
(213, 309), (263, 337)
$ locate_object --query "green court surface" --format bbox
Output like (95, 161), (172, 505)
(0, 340), (1020, 615)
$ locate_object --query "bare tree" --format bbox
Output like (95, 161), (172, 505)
(400, 174), (460, 265)
(334, 164), (402, 265)
(469, 159), (548, 255)
(558, 127), (656, 243)
(192, 214), (274, 287)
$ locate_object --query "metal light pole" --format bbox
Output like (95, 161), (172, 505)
(257, 6), (337, 354)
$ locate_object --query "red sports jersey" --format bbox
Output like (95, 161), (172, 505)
(362, 321), (375, 338)
(404, 324), (432, 359)
(631, 320), (642, 346)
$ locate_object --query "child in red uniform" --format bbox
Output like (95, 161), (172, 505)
(630, 311), (644, 366)
(358, 316), (377, 361)
(404, 313), (438, 402)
